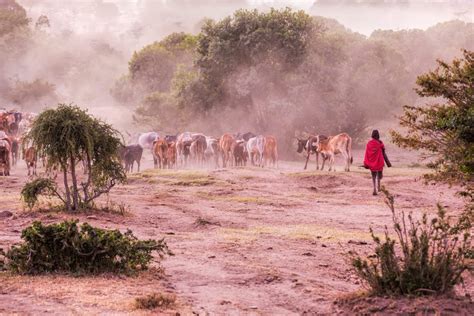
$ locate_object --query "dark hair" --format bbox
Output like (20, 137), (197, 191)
(371, 129), (380, 140)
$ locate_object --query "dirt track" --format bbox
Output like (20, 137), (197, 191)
(0, 150), (472, 315)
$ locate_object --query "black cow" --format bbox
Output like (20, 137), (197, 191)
(119, 144), (143, 173)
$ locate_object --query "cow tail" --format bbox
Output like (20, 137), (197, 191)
(347, 136), (353, 164)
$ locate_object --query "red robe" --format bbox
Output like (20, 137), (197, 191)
(364, 139), (385, 172)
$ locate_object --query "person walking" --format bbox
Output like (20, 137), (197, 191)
(364, 130), (391, 195)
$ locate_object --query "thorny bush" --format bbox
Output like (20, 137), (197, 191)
(0, 220), (172, 274)
(351, 189), (472, 296)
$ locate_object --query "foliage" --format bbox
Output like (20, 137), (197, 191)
(127, 32), (197, 94)
(20, 177), (59, 209)
(134, 293), (176, 310)
(7, 79), (57, 107)
(0, 220), (171, 275)
(351, 189), (471, 296)
(391, 50), (474, 187)
(25, 104), (126, 211)
(0, 0), (29, 38)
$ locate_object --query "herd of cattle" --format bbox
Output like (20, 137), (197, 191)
(0, 108), (354, 176)
(120, 131), (279, 173)
(0, 109), (37, 176)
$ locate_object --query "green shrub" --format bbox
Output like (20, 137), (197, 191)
(20, 177), (59, 209)
(134, 293), (176, 310)
(1, 220), (172, 274)
(351, 189), (471, 296)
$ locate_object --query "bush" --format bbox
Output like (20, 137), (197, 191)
(20, 177), (59, 209)
(134, 293), (176, 310)
(351, 189), (471, 296)
(0, 220), (172, 275)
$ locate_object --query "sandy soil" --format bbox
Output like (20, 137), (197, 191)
(0, 149), (472, 315)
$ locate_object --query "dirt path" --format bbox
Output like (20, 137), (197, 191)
(0, 151), (472, 314)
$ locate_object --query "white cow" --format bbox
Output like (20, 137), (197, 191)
(246, 135), (265, 167)
(138, 132), (159, 149)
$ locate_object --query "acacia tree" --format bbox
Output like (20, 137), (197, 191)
(25, 104), (125, 211)
(391, 50), (473, 188)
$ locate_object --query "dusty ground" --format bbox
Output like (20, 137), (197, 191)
(0, 149), (472, 315)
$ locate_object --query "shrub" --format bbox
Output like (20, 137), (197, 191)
(0, 220), (172, 275)
(134, 293), (176, 310)
(20, 177), (59, 209)
(351, 189), (471, 296)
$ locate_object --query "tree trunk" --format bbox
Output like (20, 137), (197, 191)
(70, 156), (79, 211)
(62, 164), (71, 212)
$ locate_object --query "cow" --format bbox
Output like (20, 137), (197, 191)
(0, 138), (11, 176)
(164, 134), (177, 143)
(232, 140), (247, 166)
(138, 132), (159, 149)
(190, 134), (207, 166)
(11, 138), (19, 166)
(263, 136), (278, 167)
(235, 132), (256, 142)
(297, 135), (328, 170)
(246, 135), (265, 167)
(152, 139), (168, 169)
(23, 146), (37, 176)
(316, 133), (353, 172)
(122, 144), (143, 173)
(167, 142), (177, 169)
(219, 133), (235, 168)
(176, 132), (194, 167)
(205, 136), (220, 168)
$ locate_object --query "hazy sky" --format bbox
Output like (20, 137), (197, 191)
(19, 0), (473, 40)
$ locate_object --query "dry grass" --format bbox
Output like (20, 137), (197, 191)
(134, 293), (176, 310)
(219, 224), (375, 243)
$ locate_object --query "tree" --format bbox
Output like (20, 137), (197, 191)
(25, 104), (125, 212)
(391, 50), (473, 188)
(127, 32), (197, 94)
(0, 0), (29, 38)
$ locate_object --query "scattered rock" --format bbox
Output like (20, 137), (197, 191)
(86, 215), (97, 220)
(318, 264), (329, 267)
(165, 232), (175, 235)
(302, 252), (313, 256)
(220, 300), (231, 305)
(208, 255), (216, 259)
(0, 211), (13, 218)
(348, 240), (368, 245)
(267, 247), (273, 250)
(321, 244), (327, 248)
(249, 306), (258, 309)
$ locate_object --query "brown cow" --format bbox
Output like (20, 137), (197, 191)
(190, 134), (207, 166)
(316, 133), (353, 172)
(0, 138), (11, 176)
(219, 133), (234, 168)
(23, 146), (37, 176)
(167, 142), (177, 169)
(153, 139), (168, 169)
(232, 140), (247, 167)
(263, 136), (278, 168)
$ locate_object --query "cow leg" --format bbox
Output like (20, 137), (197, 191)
(137, 159), (141, 172)
(315, 153), (319, 170)
(303, 152), (310, 170)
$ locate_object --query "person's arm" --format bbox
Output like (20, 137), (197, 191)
(382, 147), (392, 167)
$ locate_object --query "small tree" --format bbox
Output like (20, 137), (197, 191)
(391, 50), (473, 188)
(25, 104), (125, 211)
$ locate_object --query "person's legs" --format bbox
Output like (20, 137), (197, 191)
(371, 171), (377, 195)
(377, 171), (383, 192)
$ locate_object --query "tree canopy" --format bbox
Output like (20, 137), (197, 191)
(25, 104), (125, 211)
(391, 50), (473, 187)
